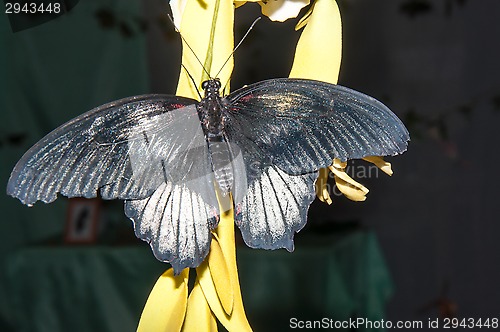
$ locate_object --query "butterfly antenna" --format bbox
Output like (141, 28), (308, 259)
(215, 17), (261, 79)
(181, 64), (203, 99)
(167, 14), (211, 80)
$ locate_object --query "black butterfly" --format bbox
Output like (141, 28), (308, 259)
(7, 78), (409, 273)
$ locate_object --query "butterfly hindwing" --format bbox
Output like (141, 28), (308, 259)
(234, 165), (317, 251)
(125, 180), (219, 274)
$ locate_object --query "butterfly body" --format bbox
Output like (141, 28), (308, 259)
(197, 78), (234, 195)
(7, 78), (409, 273)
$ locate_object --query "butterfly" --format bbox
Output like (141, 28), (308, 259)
(7, 77), (409, 273)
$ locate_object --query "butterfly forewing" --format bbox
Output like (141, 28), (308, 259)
(225, 78), (410, 175)
(7, 95), (198, 205)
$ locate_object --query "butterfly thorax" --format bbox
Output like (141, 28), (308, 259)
(198, 79), (233, 196)
(198, 79), (224, 139)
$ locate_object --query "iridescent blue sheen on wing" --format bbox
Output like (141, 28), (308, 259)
(224, 78), (409, 251)
(6, 96), (221, 274)
(234, 166), (317, 251)
(225, 78), (410, 175)
(125, 180), (219, 273)
(6, 95), (198, 205)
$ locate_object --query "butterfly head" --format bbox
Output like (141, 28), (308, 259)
(201, 79), (222, 98)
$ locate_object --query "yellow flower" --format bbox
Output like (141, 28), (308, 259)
(138, 1), (251, 331)
(138, 0), (402, 331)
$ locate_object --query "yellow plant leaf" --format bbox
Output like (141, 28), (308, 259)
(295, 3), (313, 30)
(209, 233), (235, 315)
(197, 233), (234, 316)
(137, 268), (189, 332)
(198, 193), (253, 332)
(181, 281), (218, 332)
(289, 0), (342, 84)
(176, 0), (234, 99)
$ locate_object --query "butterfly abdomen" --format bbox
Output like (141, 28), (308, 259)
(197, 79), (235, 195)
(208, 138), (234, 196)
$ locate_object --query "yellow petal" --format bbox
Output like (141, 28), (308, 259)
(289, 0), (342, 84)
(315, 167), (333, 205)
(328, 163), (368, 193)
(328, 160), (369, 202)
(176, 0), (234, 99)
(170, 0), (189, 27)
(331, 158), (347, 170)
(137, 268), (189, 332)
(197, 233), (234, 316)
(181, 281), (218, 332)
(198, 193), (253, 331)
(334, 175), (369, 202)
(295, 4), (313, 31)
(363, 156), (393, 176)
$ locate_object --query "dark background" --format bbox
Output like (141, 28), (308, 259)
(1, 0), (499, 331)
